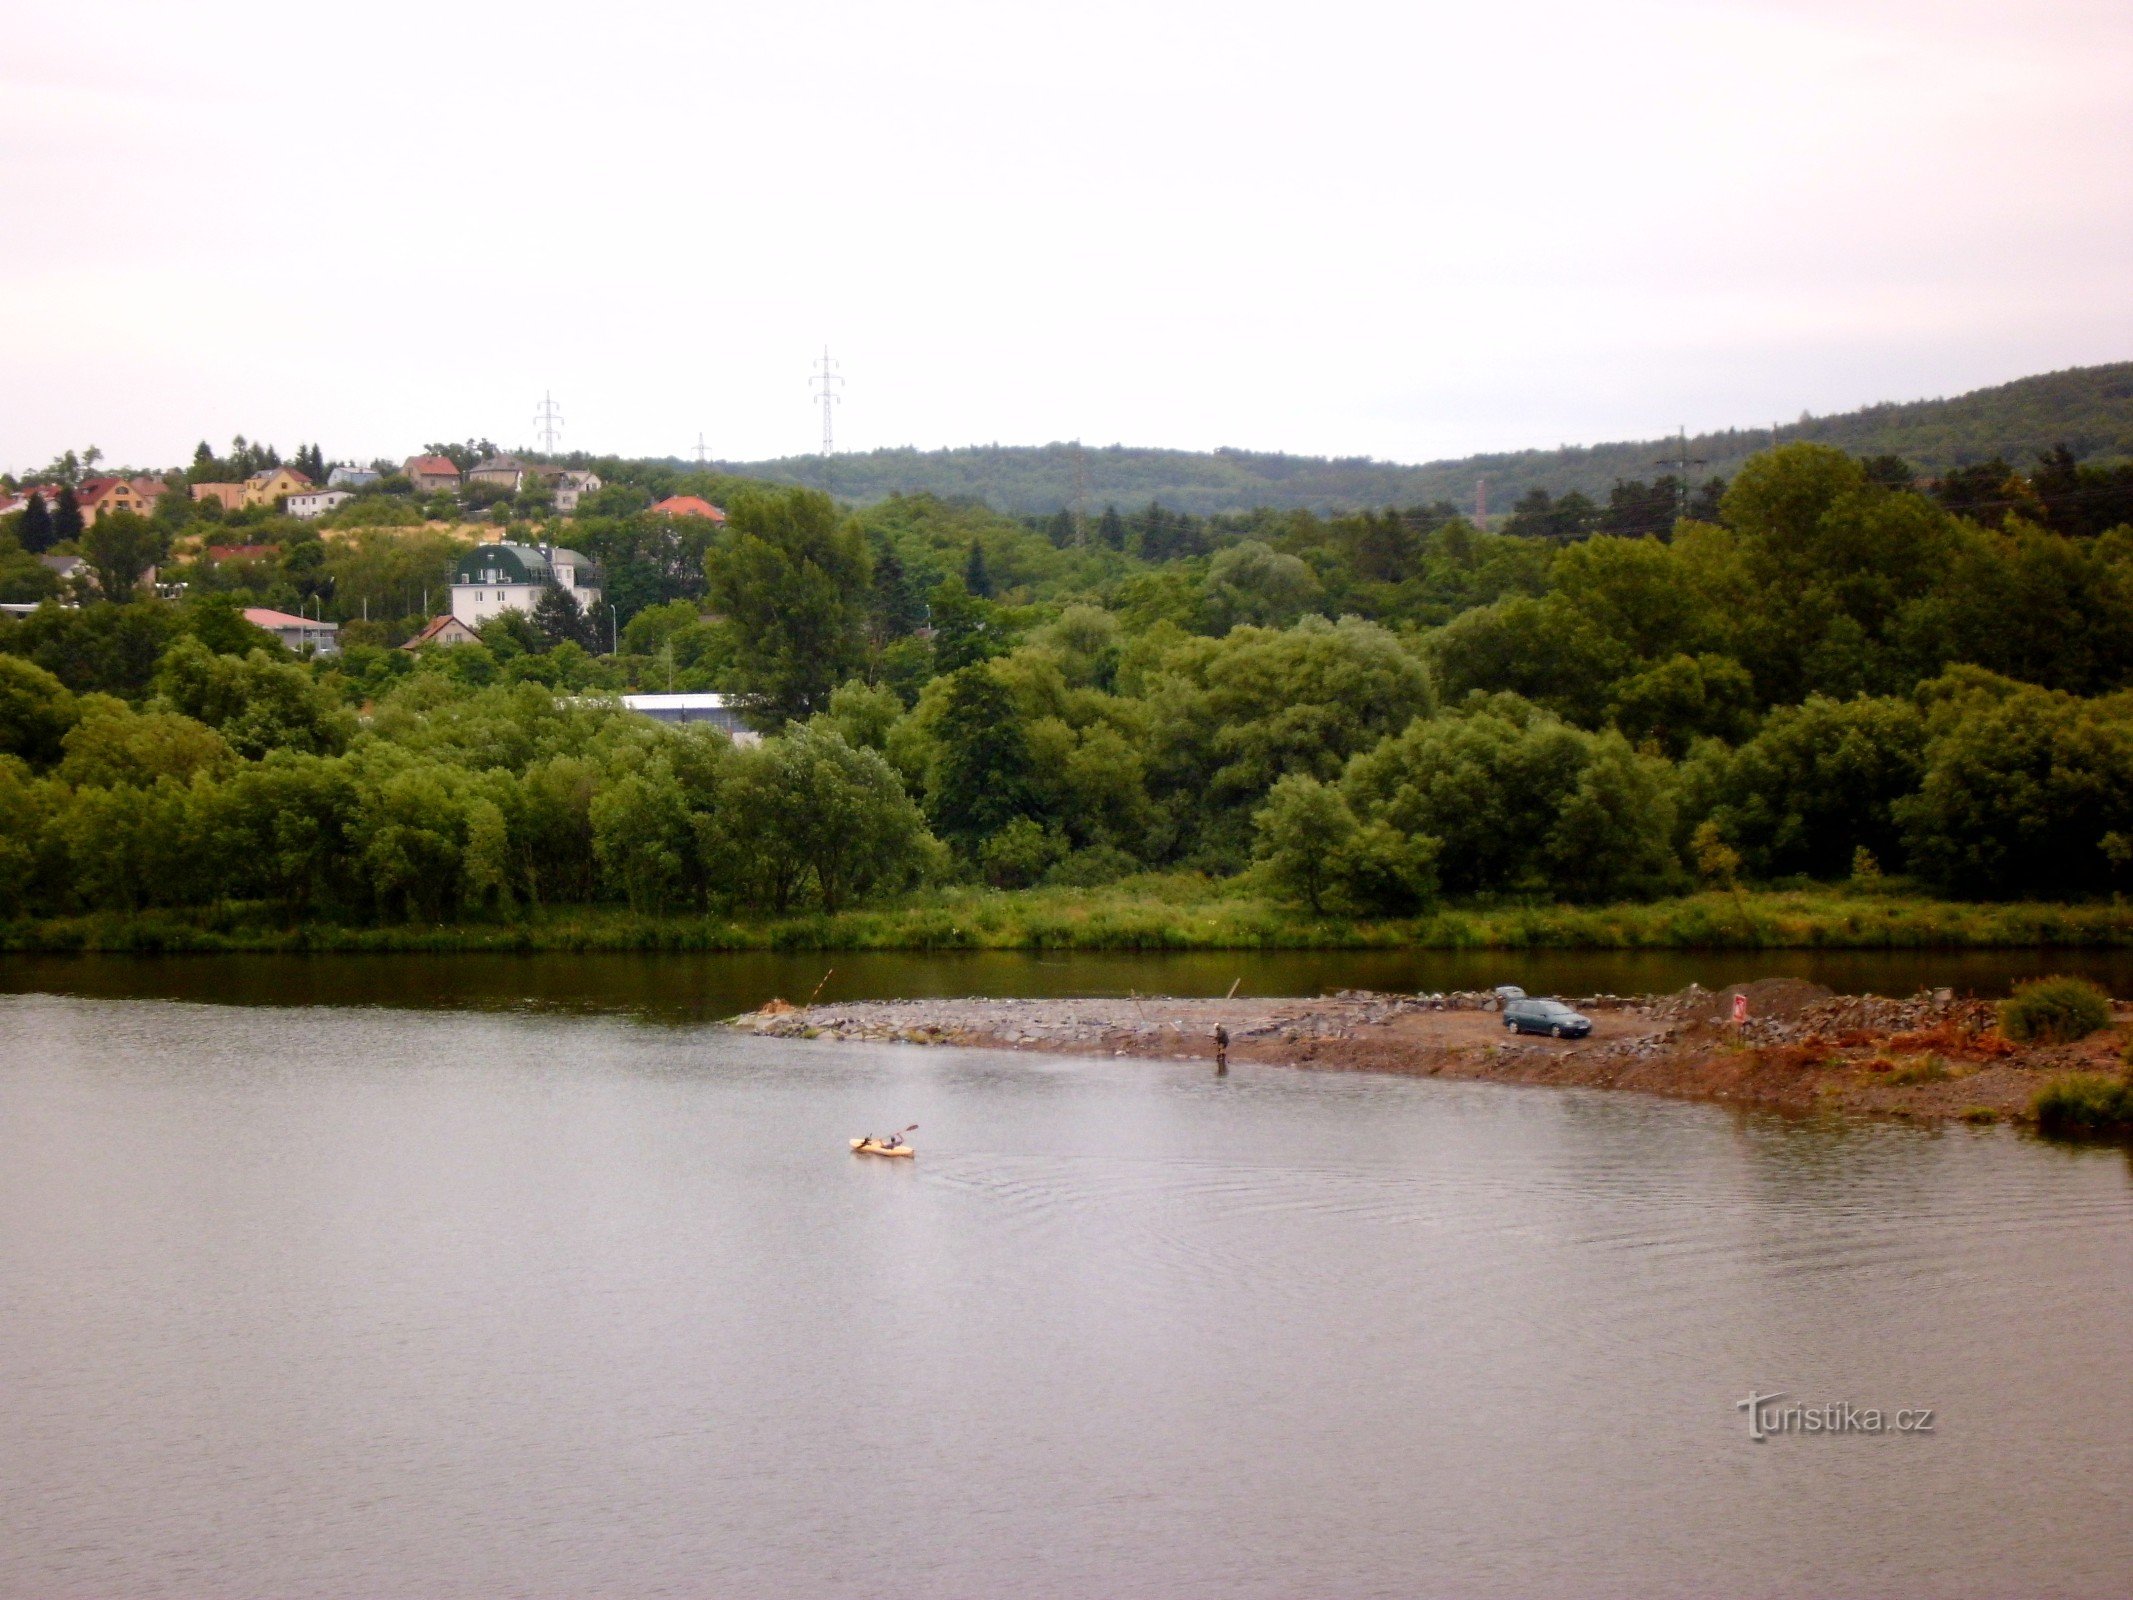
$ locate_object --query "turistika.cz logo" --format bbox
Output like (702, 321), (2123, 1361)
(1737, 1391), (1936, 1441)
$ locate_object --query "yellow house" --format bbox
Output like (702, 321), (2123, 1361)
(191, 482), (247, 510)
(242, 467), (314, 508)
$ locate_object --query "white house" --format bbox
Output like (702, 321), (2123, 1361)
(287, 489), (354, 520)
(449, 541), (602, 626)
(244, 606), (340, 655)
(327, 465), (381, 489)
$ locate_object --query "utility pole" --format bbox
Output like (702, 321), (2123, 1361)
(1653, 426), (1708, 526)
(533, 391), (564, 453)
(810, 347), (843, 457)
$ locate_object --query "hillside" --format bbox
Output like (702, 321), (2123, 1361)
(700, 360), (2133, 516)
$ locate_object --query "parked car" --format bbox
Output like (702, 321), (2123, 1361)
(1503, 998), (1592, 1039)
(1493, 984), (1527, 1001)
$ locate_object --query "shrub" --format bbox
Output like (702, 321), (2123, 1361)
(2032, 1072), (2133, 1134)
(1998, 976), (2112, 1044)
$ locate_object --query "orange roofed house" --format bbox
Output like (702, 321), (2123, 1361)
(404, 455), (464, 494)
(76, 476), (169, 525)
(649, 495), (727, 522)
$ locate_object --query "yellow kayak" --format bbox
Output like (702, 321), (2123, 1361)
(850, 1137), (915, 1159)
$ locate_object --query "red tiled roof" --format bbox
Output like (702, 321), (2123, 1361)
(407, 455), (462, 476)
(400, 614), (481, 650)
(649, 495), (727, 521)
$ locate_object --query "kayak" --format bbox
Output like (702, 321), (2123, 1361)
(850, 1137), (915, 1159)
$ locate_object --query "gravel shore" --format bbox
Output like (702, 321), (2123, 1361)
(732, 981), (2132, 1124)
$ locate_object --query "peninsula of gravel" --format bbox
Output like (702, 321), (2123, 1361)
(733, 980), (2133, 1125)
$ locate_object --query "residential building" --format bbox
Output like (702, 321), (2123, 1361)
(327, 465), (380, 488)
(552, 469), (603, 513)
(287, 489), (354, 520)
(243, 606), (340, 655)
(648, 495), (727, 522)
(400, 614), (482, 650)
(403, 455), (463, 493)
(467, 454), (531, 489)
(76, 475), (168, 525)
(618, 693), (759, 745)
(449, 541), (602, 626)
(241, 467), (314, 508)
(39, 552), (158, 593)
(192, 482), (248, 511)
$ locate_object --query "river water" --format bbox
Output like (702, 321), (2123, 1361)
(3, 987), (2130, 1597)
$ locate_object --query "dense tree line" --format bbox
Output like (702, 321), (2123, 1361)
(8, 440), (2133, 923)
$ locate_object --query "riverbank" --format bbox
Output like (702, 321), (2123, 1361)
(9, 883), (2133, 953)
(733, 981), (2133, 1126)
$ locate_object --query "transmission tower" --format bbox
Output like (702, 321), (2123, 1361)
(810, 347), (843, 456)
(1071, 440), (1089, 546)
(1653, 426), (1709, 524)
(693, 432), (710, 466)
(533, 391), (564, 453)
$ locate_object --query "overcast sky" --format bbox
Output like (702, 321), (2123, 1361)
(5, 0), (2130, 473)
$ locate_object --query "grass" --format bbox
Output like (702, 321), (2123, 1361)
(2032, 1072), (2133, 1135)
(9, 882), (2133, 955)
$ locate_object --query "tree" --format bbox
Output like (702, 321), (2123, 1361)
(1097, 504), (1126, 550)
(0, 655), (78, 767)
(79, 510), (169, 600)
(923, 665), (1036, 853)
(927, 576), (1005, 673)
(51, 486), (84, 546)
(591, 759), (697, 913)
(705, 487), (871, 724)
(1252, 773), (1355, 912)
(155, 638), (354, 759)
(17, 492), (55, 553)
(532, 583), (597, 651)
(964, 539), (995, 598)
(710, 727), (934, 911)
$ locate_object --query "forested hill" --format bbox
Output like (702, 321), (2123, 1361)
(702, 361), (2133, 516)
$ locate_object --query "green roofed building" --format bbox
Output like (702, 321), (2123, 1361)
(449, 541), (602, 628)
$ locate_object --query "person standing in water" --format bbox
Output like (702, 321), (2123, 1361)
(1214, 1023), (1229, 1075)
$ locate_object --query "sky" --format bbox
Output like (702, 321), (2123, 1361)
(4, 0), (2131, 474)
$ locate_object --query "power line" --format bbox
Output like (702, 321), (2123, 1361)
(533, 391), (564, 453)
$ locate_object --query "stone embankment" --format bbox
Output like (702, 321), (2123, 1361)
(734, 978), (2132, 1125)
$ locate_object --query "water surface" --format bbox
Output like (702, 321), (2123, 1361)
(2, 993), (2129, 1597)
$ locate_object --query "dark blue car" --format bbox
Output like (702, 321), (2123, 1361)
(1503, 998), (1593, 1038)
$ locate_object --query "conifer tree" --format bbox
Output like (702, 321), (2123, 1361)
(51, 486), (84, 546)
(17, 492), (55, 553)
(964, 539), (993, 598)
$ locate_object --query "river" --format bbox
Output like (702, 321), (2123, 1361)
(2, 985), (2129, 1597)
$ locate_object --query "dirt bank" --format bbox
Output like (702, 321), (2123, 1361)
(731, 981), (2133, 1125)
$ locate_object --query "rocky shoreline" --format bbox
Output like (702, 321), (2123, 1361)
(732, 979), (2132, 1124)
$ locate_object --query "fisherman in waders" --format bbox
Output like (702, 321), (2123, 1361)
(1214, 1023), (1229, 1075)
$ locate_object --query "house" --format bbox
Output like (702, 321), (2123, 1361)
(448, 541), (602, 626)
(327, 465), (380, 489)
(287, 489), (354, 520)
(242, 467), (313, 508)
(648, 495), (727, 522)
(76, 475), (168, 525)
(467, 454), (531, 489)
(400, 614), (482, 650)
(552, 469), (603, 514)
(618, 693), (759, 745)
(37, 552), (158, 593)
(403, 455), (463, 493)
(243, 606), (340, 656)
(192, 482), (248, 510)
